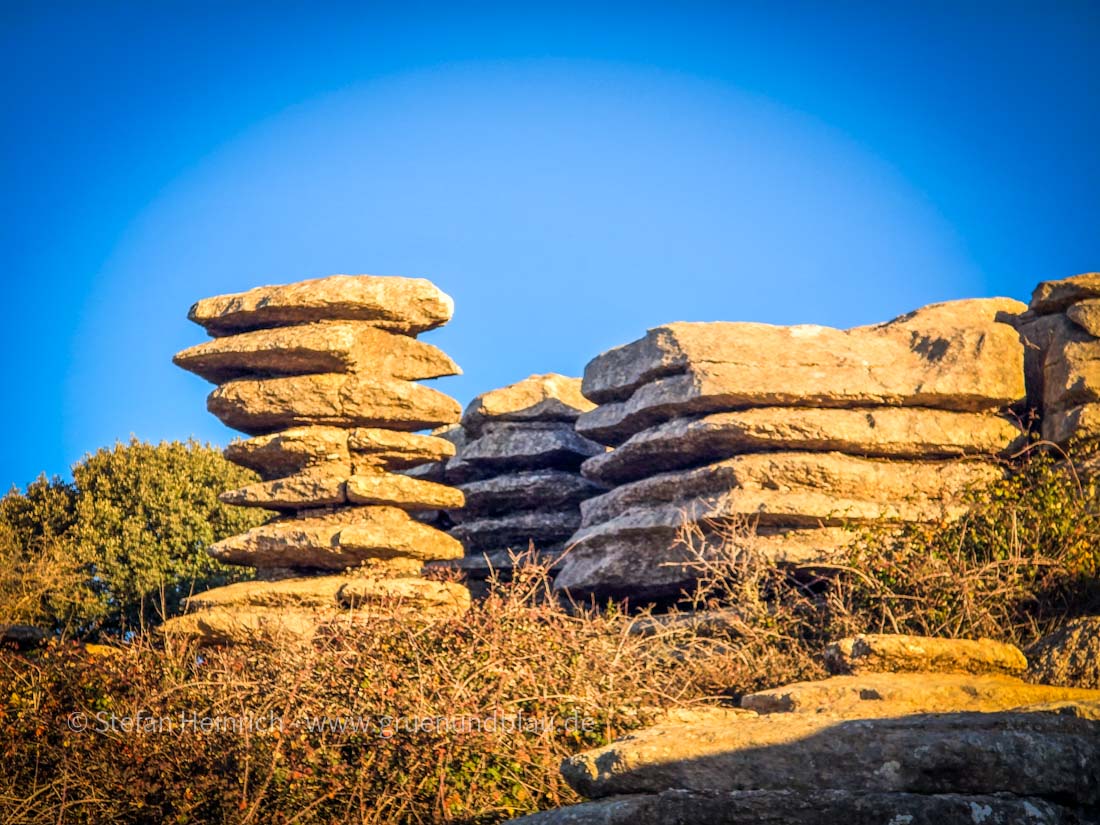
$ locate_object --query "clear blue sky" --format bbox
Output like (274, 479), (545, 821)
(2, 1), (1098, 491)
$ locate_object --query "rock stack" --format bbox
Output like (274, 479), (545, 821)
(416, 375), (606, 581)
(508, 634), (1100, 825)
(1016, 272), (1100, 447)
(559, 299), (1029, 601)
(162, 274), (470, 644)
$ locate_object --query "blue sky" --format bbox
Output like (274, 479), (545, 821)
(2, 1), (1098, 491)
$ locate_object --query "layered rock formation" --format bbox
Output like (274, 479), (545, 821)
(1016, 272), (1100, 446)
(417, 375), (606, 580)
(162, 275), (470, 643)
(510, 634), (1100, 825)
(558, 299), (1028, 601)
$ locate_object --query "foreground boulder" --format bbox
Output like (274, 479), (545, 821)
(1028, 616), (1100, 690)
(513, 632), (1100, 824)
(507, 789), (1078, 825)
(163, 274), (468, 644)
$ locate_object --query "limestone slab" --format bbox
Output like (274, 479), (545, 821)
(188, 274), (454, 336)
(174, 321), (459, 383)
(581, 408), (1023, 485)
(208, 373), (461, 435)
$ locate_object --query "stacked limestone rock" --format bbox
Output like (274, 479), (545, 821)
(162, 275), (470, 643)
(416, 375), (606, 580)
(1015, 272), (1100, 448)
(509, 633), (1100, 824)
(559, 299), (1029, 601)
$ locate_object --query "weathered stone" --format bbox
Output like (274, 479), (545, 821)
(348, 427), (458, 471)
(345, 471), (465, 510)
(1030, 272), (1100, 315)
(579, 453), (1001, 529)
(559, 707), (1100, 803)
(444, 422), (605, 484)
(183, 573), (469, 612)
(505, 789), (1077, 825)
(740, 672), (1097, 717)
(580, 299), (1026, 415)
(1042, 403), (1100, 444)
(208, 507), (463, 569)
(0, 624), (45, 649)
(1044, 337), (1100, 410)
(824, 633), (1027, 676)
(461, 373), (595, 436)
(580, 363), (1027, 446)
(1065, 299), (1100, 338)
(174, 321), (459, 384)
(555, 519), (854, 601)
(1014, 311), (1089, 413)
(427, 546), (566, 580)
(582, 408), (1022, 485)
(454, 471), (605, 520)
(225, 426), (350, 480)
(208, 373), (461, 435)
(185, 576), (348, 609)
(1028, 616), (1100, 689)
(188, 274), (454, 336)
(220, 462), (350, 509)
(337, 576), (470, 611)
(450, 510), (581, 552)
(160, 607), (334, 644)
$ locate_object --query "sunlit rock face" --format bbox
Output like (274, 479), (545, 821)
(557, 298), (1028, 602)
(162, 274), (469, 645)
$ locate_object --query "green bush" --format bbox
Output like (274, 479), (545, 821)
(0, 439), (266, 638)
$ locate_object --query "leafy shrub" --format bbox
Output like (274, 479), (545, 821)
(0, 439), (266, 638)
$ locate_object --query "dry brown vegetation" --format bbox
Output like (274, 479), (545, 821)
(1, 443), (1097, 824)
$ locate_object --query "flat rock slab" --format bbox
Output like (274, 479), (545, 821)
(444, 422), (605, 483)
(740, 672), (1099, 717)
(220, 462), (350, 509)
(581, 408), (1023, 485)
(454, 470), (605, 520)
(208, 507), (463, 569)
(225, 426), (350, 479)
(345, 471), (464, 510)
(505, 789), (1077, 825)
(554, 520), (854, 602)
(1030, 272), (1100, 315)
(824, 633), (1027, 676)
(560, 706), (1100, 803)
(461, 373), (595, 436)
(580, 299), (1025, 416)
(348, 427), (458, 470)
(1028, 616), (1100, 690)
(184, 574), (469, 612)
(449, 510), (581, 553)
(208, 373), (461, 435)
(578, 453), (1002, 529)
(188, 274), (454, 336)
(174, 321), (459, 383)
